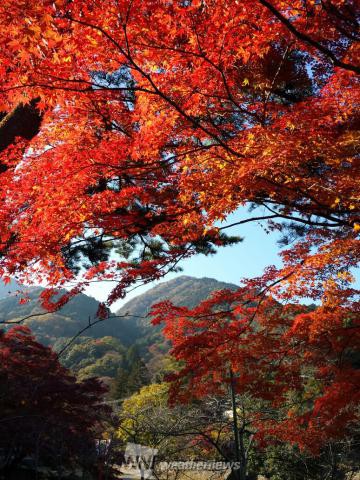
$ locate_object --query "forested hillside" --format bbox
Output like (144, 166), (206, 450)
(115, 275), (238, 338)
(0, 276), (237, 381)
(0, 286), (104, 344)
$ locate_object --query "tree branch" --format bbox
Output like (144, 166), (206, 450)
(258, 0), (360, 74)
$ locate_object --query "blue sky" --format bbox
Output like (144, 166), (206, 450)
(84, 206), (360, 312)
(85, 208), (285, 311)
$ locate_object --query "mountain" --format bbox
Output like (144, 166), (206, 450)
(114, 276), (238, 345)
(0, 279), (23, 298)
(117, 275), (238, 320)
(0, 276), (238, 342)
(0, 285), (132, 345)
(0, 276), (238, 378)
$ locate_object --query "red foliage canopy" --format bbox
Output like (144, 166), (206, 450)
(151, 280), (360, 452)
(0, 0), (358, 452)
(0, 326), (109, 471)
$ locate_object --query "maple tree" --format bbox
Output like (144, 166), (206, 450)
(0, 0), (358, 459)
(0, 0), (357, 306)
(151, 284), (360, 456)
(0, 325), (110, 475)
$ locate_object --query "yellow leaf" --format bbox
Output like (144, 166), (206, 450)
(287, 122), (295, 132)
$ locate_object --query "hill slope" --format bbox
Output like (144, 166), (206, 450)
(0, 276), (238, 378)
(117, 275), (238, 320)
(0, 276), (237, 342)
(0, 279), (23, 298)
(114, 276), (238, 345)
(0, 286), (127, 345)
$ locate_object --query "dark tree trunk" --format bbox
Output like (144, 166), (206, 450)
(0, 98), (42, 156)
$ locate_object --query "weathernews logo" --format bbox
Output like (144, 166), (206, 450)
(120, 442), (158, 479)
(120, 442), (241, 479)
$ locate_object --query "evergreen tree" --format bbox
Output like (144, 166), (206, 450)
(111, 346), (150, 400)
